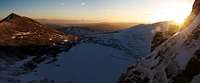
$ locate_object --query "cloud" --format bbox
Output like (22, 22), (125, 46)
(81, 2), (86, 6)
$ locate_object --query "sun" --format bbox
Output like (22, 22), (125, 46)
(150, 3), (192, 25)
(172, 14), (187, 25)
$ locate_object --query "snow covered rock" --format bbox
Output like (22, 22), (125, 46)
(118, 0), (200, 83)
(151, 22), (179, 51)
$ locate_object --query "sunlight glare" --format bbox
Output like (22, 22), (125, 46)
(150, 3), (192, 24)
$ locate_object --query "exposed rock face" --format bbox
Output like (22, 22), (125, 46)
(0, 13), (77, 46)
(118, 0), (200, 83)
(184, 0), (200, 28)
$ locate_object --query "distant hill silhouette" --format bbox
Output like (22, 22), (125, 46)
(0, 13), (77, 46)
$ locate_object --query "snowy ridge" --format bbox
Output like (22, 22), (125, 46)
(118, 0), (200, 83)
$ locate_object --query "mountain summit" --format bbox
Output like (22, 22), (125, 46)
(118, 0), (200, 83)
(0, 13), (75, 46)
(0, 13), (22, 22)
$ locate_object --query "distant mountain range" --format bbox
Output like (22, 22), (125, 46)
(37, 19), (138, 32)
(37, 19), (100, 25)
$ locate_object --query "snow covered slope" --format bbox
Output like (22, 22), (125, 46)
(18, 43), (134, 83)
(80, 22), (177, 58)
(59, 24), (155, 59)
(118, 0), (200, 83)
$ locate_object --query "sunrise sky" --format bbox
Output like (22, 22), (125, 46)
(0, 0), (195, 23)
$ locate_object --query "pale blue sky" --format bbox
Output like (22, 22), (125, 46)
(0, 0), (195, 23)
